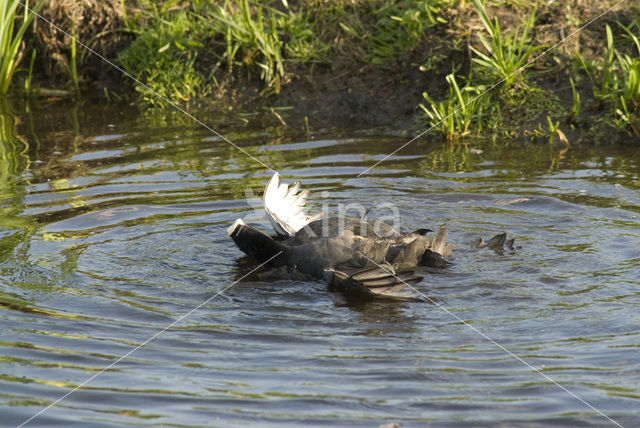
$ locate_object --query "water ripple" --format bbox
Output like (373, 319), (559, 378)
(1, 104), (639, 426)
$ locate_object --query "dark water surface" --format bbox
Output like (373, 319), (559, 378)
(1, 99), (639, 427)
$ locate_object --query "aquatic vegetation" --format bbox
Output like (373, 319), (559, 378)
(567, 77), (581, 124)
(420, 74), (487, 141)
(69, 18), (80, 92)
(0, 98), (30, 205)
(0, 0), (46, 94)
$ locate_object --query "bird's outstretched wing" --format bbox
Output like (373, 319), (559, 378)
(263, 172), (322, 236)
(324, 265), (424, 302)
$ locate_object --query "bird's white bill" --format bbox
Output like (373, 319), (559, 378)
(227, 218), (246, 236)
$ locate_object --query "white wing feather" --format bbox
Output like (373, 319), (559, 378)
(263, 172), (322, 236)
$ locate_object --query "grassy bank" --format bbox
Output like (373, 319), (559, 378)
(115, 0), (455, 104)
(9, 0), (640, 143)
(420, 0), (640, 143)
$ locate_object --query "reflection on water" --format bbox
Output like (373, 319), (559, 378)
(0, 98), (639, 427)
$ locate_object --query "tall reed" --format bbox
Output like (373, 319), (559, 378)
(0, 0), (46, 94)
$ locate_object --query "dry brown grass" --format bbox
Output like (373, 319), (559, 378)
(31, 0), (126, 85)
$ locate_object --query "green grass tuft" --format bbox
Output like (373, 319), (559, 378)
(419, 0), (547, 140)
(577, 23), (640, 137)
(117, 2), (210, 107)
(470, 0), (544, 87)
(420, 73), (487, 141)
(339, 0), (452, 65)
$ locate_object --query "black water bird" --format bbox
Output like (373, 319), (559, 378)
(228, 173), (453, 301)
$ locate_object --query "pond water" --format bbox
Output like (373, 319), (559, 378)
(1, 98), (639, 427)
